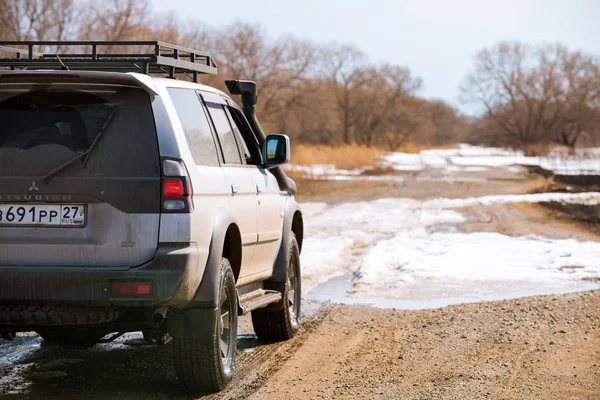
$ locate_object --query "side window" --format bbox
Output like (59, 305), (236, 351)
(167, 88), (219, 166)
(206, 103), (242, 165)
(224, 107), (253, 164)
(226, 107), (263, 166)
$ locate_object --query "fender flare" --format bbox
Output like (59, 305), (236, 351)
(191, 207), (238, 307)
(269, 197), (303, 284)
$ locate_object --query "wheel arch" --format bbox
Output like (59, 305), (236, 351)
(269, 198), (303, 284)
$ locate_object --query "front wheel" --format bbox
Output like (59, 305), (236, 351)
(173, 258), (238, 393)
(251, 234), (301, 341)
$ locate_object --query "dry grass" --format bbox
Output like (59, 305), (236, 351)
(291, 144), (382, 170)
(290, 143), (461, 169)
(394, 142), (458, 154)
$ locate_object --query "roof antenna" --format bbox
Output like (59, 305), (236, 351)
(55, 53), (69, 70)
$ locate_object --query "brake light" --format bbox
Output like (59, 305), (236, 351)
(163, 178), (184, 199)
(161, 159), (193, 213)
(111, 281), (152, 298)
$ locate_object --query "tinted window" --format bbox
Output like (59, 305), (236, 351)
(0, 85), (159, 177)
(227, 107), (263, 166)
(167, 88), (219, 166)
(206, 103), (242, 165)
(224, 107), (255, 164)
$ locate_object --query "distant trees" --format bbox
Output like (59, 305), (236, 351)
(462, 42), (600, 151)
(0, 0), (471, 149)
(6, 2), (597, 151)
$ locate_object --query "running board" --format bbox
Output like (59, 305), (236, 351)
(238, 289), (282, 315)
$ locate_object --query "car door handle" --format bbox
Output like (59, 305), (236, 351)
(256, 184), (262, 194)
(231, 184), (238, 196)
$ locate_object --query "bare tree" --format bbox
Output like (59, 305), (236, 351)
(0, 0), (77, 45)
(212, 23), (316, 122)
(78, 0), (150, 44)
(322, 44), (368, 144)
(462, 41), (600, 150)
(353, 64), (422, 146)
(550, 50), (600, 148)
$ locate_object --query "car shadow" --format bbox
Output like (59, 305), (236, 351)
(1, 332), (268, 400)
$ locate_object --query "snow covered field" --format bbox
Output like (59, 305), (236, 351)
(301, 192), (600, 308)
(287, 144), (600, 179)
(387, 145), (600, 175)
(297, 145), (600, 308)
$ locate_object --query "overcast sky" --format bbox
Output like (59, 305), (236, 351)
(152, 0), (600, 114)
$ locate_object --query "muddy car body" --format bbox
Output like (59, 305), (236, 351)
(0, 41), (303, 393)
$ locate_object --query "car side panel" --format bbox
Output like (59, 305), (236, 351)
(151, 84), (230, 290)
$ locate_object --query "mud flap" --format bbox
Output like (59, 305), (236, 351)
(167, 307), (218, 340)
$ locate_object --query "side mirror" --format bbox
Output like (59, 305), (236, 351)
(263, 134), (290, 169)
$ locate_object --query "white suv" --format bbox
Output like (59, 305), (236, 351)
(0, 41), (304, 393)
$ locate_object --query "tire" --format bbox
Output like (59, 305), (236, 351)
(173, 258), (238, 393)
(251, 234), (301, 341)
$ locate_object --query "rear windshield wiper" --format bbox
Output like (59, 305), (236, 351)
(41, 108), (119, 184)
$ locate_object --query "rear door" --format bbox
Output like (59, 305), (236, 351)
(201, 93), (258, 276)
(225, 106), (284, 272)
(0, 82), (161, 267)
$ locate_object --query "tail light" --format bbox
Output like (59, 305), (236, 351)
(161, 158), (193, 213)
(111, 281), (153, 298)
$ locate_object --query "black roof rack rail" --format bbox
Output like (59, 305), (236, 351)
(0, 41), (217, 81)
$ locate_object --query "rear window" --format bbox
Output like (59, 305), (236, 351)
(0, 84), (159, 177)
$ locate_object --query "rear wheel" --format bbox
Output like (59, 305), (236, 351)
(251, 235), (301, 341)
(173, 258), (238, 393)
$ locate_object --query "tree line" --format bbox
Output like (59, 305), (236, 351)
(462, 42), (600, 151)
(1, 0), (598, 151)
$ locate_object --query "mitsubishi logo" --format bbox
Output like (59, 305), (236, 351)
(28, 181), (39, 191)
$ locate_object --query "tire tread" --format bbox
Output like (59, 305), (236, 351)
(251, 235), (300, 341)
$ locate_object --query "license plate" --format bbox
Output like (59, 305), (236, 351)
(0, 204), (86, 227)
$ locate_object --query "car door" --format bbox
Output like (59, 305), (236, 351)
(201, 92), (258, 277)
(225, 106), (284, 275)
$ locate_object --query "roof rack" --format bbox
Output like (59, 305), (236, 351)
(0, 41), (217, 81)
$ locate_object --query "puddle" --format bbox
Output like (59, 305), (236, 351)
(305, 274), (600, 310)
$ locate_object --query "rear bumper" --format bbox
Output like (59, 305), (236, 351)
(0, 243), (206, 308)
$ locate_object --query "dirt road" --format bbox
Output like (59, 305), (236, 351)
(226, 292), (600, 400)
(2, 292), (597, 400)
(1, 164), (599, 399)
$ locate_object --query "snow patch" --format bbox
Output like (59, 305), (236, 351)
(356, 232), (600, 299)
(301, 192), (600, 303)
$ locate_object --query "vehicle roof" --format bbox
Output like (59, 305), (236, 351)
(0, 69), (231, 99)
(150, 76), (229, 97)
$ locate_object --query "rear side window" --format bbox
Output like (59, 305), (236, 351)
(0, 85), (159, 177)
(206, 103), (243, 165)
(167, 88), (219, 166)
